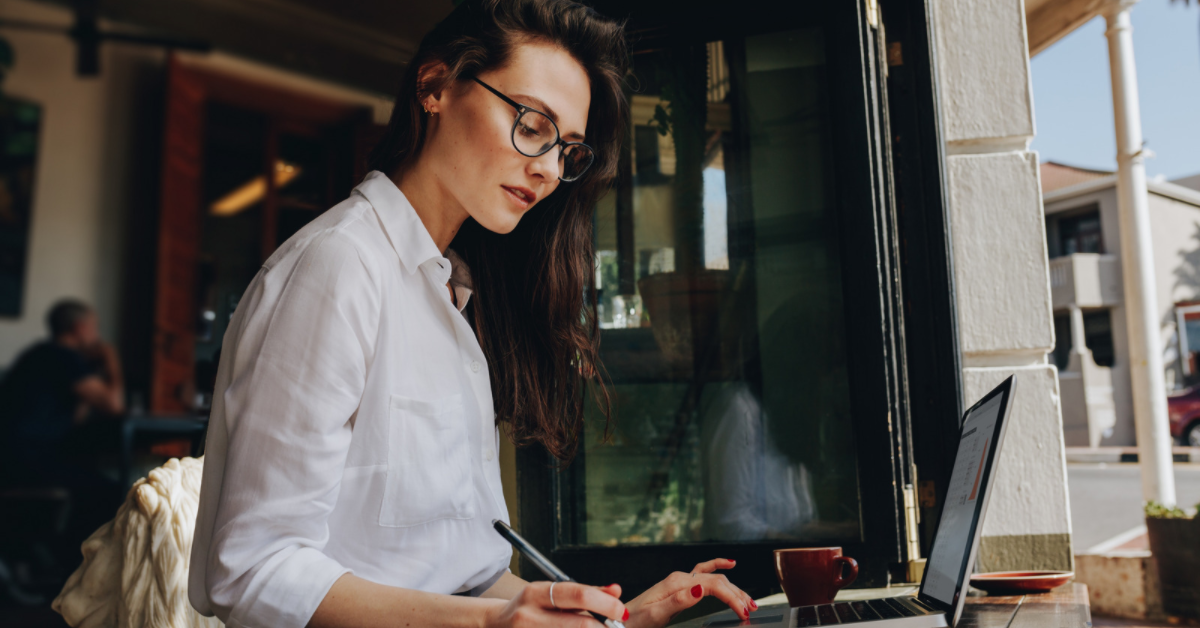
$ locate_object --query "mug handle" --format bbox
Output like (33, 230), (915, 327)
(832, 556), (859, 590)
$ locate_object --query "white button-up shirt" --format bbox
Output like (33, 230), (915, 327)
(189, 171), (512, 628)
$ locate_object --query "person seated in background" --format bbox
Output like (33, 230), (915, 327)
(0, 298), (127, 566)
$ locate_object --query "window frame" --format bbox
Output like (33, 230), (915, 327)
(1046, 202), (1103, 259)
(515, 0), (960, 604)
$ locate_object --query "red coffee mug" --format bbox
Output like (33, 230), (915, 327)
(774, 547), (859, 607)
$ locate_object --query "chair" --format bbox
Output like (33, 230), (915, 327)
(0, 486), (71, 605)
(51, 456), (222, 627)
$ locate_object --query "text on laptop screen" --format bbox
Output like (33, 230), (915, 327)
(920, 393), (1004, 605)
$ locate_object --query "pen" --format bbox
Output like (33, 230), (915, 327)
(492, 519), (627, 628)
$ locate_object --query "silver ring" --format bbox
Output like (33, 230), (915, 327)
(549, 581), (558, 609)
(691, 572), (698, 578)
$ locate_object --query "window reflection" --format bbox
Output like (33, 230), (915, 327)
(700, 382), (816, 540)
(569, 28), (859, 548)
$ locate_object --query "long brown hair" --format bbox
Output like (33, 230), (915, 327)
(368, 0), (627, 462)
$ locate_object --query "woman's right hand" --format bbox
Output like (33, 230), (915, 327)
(485, 581), (628, 628)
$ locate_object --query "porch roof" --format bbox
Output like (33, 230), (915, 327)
(1026, 0), (1105, 57)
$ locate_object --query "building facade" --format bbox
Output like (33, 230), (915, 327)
(1044, 162), (1200, 447)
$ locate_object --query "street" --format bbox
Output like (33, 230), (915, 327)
(1067, 463), (1200, 552)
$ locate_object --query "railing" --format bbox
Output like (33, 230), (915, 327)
(1049, 253), (1123, 311)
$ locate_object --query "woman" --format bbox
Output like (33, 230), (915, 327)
(188, 1), (757, 627)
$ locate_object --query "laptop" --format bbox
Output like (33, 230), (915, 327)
(680, 375), (1017, 628)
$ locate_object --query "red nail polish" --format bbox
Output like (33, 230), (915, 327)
(692, 584), (703, 598)
(751, 601), (758, 610)
(744, 606), (750, 617)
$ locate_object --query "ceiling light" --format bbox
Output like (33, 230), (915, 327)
(210, 161), (303, 216)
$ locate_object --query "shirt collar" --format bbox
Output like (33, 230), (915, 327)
(355, 170), (444, 276)
(355, 171), (474, 312)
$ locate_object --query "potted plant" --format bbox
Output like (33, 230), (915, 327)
(1145, 501), (1200, 619)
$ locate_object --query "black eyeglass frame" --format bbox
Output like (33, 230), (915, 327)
(470, 76), (595, 182)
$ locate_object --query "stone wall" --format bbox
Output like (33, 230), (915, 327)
(933, 0), (1073, 571)
(1076, 552), (1164, 620)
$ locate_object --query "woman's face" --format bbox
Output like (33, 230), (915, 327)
(422, 41), (592, 234)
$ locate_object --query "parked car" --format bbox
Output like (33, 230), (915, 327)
(1167, 386), (1200, 446)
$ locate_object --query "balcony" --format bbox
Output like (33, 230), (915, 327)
(1049, 253), (1123, 310)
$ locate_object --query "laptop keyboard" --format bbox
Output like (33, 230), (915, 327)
(794, 597), (925, 626)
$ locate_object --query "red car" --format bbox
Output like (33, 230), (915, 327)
(1168, 386), (1200, 446)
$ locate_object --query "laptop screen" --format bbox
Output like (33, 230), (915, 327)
(919, 386), (1008, 607)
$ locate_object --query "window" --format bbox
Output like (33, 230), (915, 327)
(516, 1), (952, 601)
(581, 31), (858, 548)
(151, 59), (365, 414)
(1173, 303), (1200, 379)
(1084, 310), (1115, 367)
(1056, 209), (1103, 257)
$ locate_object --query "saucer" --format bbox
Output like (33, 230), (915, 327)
(969, 571), (1074, 594)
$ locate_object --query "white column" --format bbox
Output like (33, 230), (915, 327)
(1066, 305), (1089, 373)
(1070, 306), (1087, 354)
(1105, 0), (1177, 506)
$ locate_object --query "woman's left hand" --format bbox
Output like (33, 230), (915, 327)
(620, 558), (756, 628)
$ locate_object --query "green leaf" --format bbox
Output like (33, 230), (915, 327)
(1145, 500), (1191, 519)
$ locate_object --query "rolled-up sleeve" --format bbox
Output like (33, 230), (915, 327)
(190, 229), (380, 628)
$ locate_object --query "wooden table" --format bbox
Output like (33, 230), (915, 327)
(119, 415), (208, 487)
(672, 583), (1091, 627)
(960, 584), (1091, 628)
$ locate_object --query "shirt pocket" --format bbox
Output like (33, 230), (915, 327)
(379, 393), (476, 527)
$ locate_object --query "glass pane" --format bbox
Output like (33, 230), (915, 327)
(276, 132), (332, 247)
(195, 104), (269, 408)
(1058, 210), (1103, 255)
(1187, 318), (1200, 354)
(1083, 310), (1114, 367)
(566, 28), (860, 547)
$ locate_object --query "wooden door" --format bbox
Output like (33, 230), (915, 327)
(151, 57), (206, 413)
(150, 55), (373, 413)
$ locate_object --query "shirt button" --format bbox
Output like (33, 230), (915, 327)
(470, 360), (481, 373)
(484, 448), (495, 461)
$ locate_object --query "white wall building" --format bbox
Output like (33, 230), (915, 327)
(1043, 161), (1200, 447)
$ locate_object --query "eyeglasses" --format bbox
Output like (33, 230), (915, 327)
(470, 76), (595, 182)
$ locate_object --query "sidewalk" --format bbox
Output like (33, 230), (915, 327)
(1065, 447), (1200, 464)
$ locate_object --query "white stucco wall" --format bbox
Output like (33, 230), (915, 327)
(1148, 191), (1200, 375)
(934, 0), (1073, 568)
(949, 152), (1054, 359)
(0, 0), (391, 367)
(963, 367), (1072, 538)
(0, 0), (163, 366)
(934, 0), (1035, 149)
